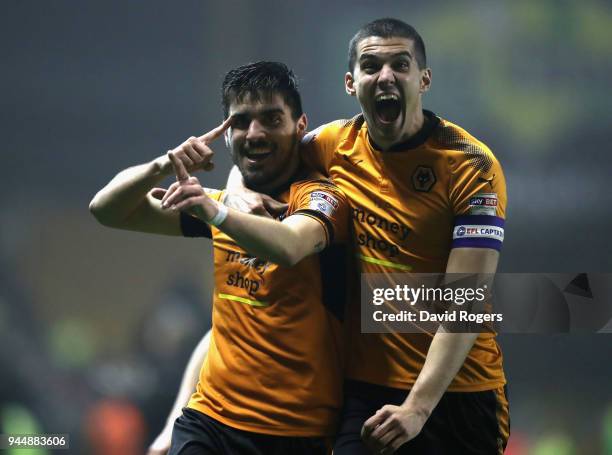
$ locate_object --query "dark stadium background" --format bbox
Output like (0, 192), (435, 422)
(1, 1), (610, 453)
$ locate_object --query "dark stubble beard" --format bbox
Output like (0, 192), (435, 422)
(237, 134), (300, 195)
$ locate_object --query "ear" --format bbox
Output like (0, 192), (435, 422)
(420, 68), (432, 94)
(296, 113), (308, 138)
(224, 129), (231, 147)
(345, 72), (357, 96)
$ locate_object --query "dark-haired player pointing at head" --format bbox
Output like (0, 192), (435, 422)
(91, 62), (349, 454)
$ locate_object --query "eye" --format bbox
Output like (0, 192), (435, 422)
(264, 113), (283, 127)
(232, 116), (249, 129)
(361, 62), (379, 74)
(395, 60), (410, 71)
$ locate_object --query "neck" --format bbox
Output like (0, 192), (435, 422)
(247, 156), (301, 197)
(371, 105), (425, 151)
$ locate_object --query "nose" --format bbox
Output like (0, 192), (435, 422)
(246, 119), (266, 142)
(378, 64), (396, 87)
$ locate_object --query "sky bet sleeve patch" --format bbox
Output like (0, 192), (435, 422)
(309, 191), (339, 218)
(468, 192), (498, 216)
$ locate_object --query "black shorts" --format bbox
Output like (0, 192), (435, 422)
(334, 380), (510, 455)
(168, 407), (330, 455)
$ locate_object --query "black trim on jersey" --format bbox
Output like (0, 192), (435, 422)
(291, 209), (334, 245)
(292, 209), (335, 245)
(318, 244), (347, 322)
(180, 212), (212, 238)
(368, 110), (440, 152)
(433, 122), (494, 173)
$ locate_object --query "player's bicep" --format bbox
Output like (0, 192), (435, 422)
(282, 214), (329, 257)
(121, 190), (183, 235)
(446, 247), (499, 274)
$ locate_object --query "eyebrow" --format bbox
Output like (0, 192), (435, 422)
(230, 107), (285, 118)
(359, 50), (413, 61)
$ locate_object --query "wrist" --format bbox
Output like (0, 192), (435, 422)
(151, 155), (172, 176)
(402, 391), (435, 418)
(208, 201), (228, 227)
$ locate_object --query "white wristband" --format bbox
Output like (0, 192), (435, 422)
(209, 202), (228, 227)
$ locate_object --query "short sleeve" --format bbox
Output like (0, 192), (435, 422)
(449, 149), (507, 251)
(179, 189), (223, 239)
(180, 212), (212, 238)
(289, 180), (350, 246)
(300, 121), (344, 175)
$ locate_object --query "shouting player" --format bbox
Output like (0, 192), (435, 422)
(90, 62), (349, 454)
(228, 19), (509, 454)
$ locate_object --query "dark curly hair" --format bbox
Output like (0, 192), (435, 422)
(222, 61), (303, 120)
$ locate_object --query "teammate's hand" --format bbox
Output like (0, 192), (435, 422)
(223, 191), (287, 218)
(149, 187), (168, 200)
(361, 404), (428, 454)
(146, 423), (173, 455)
(157, 117), (232, 175)
(160, 152), (219, 222)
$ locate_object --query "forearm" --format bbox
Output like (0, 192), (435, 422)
(218, 208), (308, 266)
(163, 330), (212, 426)
(162, 160), (322, 265)
(90, 157), (169, 226)
(361, 248), (499, 449)
(403, 248), (499, 415)
(402, 331), (478, 416)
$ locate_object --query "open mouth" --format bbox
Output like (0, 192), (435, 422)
(244, 147), (273, 163)
(374, 93), (401, 124)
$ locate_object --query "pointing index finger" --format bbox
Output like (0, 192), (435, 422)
(199, 116), (233, 144)
(168, 151), (190, 182)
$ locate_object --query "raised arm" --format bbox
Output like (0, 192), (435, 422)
(162, 157), (344, 266)
(213, 206), (326, 267)
(89, 119), (231, 235)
